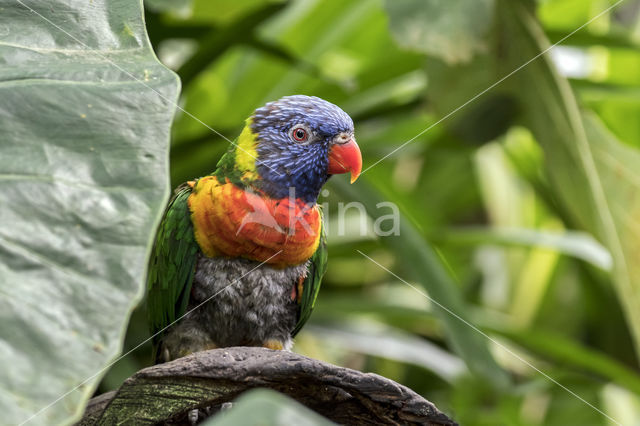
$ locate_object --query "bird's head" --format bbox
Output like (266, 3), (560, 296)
(220, 95), (362, 203)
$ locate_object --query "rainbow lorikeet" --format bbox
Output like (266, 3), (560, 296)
(147, 95), (362, 362)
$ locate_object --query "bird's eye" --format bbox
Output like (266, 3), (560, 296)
(290, 126), (309, 143)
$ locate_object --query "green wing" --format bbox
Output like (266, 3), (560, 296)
(146, 184), (199, 352)
(292, 217), (328, 337)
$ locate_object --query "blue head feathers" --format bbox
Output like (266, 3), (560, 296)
(250, 95), (355, 203)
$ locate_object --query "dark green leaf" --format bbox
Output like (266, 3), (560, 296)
(0, 1), (179, 424)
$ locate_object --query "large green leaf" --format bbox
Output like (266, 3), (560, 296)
(203, 389), (336, 426)
(0, 1), (179, 424)
(497, 1), (640, 361)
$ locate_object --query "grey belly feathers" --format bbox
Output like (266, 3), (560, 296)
(159, 254), (308, 362)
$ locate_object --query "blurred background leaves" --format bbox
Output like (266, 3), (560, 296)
(102, 0), (640, 423)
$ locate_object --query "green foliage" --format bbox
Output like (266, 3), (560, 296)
(330, 177), (509, 387)
(0, 1), (179, 424)
(202, 389), (336, 426)
(384, 0), (495, 64)
(136, 0), (640, 423)
(6, 0), (640, 424)
(497, 0), (640, 360)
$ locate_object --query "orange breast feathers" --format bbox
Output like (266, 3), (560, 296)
(188, 176), (322, 267)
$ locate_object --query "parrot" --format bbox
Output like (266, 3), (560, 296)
(146, 95), (362, 363)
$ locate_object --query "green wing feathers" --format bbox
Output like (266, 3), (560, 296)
(147, 184), (199, 348)
(292, 218), (328, 337)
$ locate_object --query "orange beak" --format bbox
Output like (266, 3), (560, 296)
(327, 138), (362, 183)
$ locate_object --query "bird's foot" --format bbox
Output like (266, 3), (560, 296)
(188, 408), (199, 425)
(187, 406), (216, 425)
(263, 340), (284, 350)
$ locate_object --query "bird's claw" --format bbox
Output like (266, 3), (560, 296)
(188, 408), (199, 425)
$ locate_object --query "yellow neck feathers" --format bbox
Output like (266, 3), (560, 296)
(234, 121), (258, 174)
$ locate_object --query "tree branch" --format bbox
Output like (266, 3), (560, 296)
(79, 347), (457, 425)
